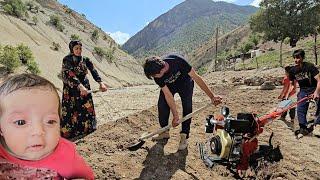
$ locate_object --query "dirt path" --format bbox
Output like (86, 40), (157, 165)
(77, 69), (320, 179)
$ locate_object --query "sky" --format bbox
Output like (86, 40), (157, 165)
(58, 0), (262, 45)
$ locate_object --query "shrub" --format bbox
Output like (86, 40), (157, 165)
(94, 47), (115, 62)
(70, 34), (81, 41)
(105, 49), (114, 62)
(32, 16), (38, 25)
(3, 0), (27, 18)
(26, 60), (40, 74)
(16, 44), (33, 64)
(0, 45), (21, 72)
(63, 5), (72, 14)
(91, 29), (99, 42)
(26, 1), (35, 11)
(49, 15), (64, 32)
(93, 47), (106, 57)
(197, 67), (207, 76)
(52, 42), (61, 51)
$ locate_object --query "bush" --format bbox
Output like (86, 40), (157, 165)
(105, 49), (114, 62)
(93, 47), (114, 62)
(32, 16), (38, 25)
(91, 29), (99, 42)
(49, 15), (64, 32)
(93, 47), (106, 57)
(65, 8), (72, 14)
(3, 0), (27, 18)
(52, 42), (61, 51)
(0, 45), (21, 72)
(70, 34), (81, 41)
(16, 44), (33, 64)
(26, 1), (35, 11)
(26, 60), (40, 74)
(197, 67), (207, 76)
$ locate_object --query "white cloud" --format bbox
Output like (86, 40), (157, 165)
(250, 0), (262, 7)
(107, 31), (130, 45)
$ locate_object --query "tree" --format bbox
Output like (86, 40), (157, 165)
(250, 0), (319, 66)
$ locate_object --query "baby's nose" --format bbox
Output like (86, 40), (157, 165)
(31, 123), (45, 136)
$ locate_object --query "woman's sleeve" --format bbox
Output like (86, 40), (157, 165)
(84, 57), (102, 82)
(62, 57), (81, 88)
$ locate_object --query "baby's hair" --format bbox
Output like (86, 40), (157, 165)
(0, 73), (61, 117)
(284, 66), (292, 73)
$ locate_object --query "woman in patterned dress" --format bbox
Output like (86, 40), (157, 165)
(61, 40), (107, 141)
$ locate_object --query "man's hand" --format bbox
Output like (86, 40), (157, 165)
(172, 114), (180, 127)
(313, 91), (320, 100)
(211, 95), (222, 106)
(278, 94), (284, 100)
(99, 82), (108, 92)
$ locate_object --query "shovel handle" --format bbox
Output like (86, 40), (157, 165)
(139, 103), (212, 140)
(88, 89), (100, 94)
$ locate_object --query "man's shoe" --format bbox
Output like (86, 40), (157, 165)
(178, 133), (188, 150)
(152, 130), (170, 141)
(295, 127), (312, 137)
(313, 125), (320, 137)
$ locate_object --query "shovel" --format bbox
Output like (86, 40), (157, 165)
(127, 103), (213, 151)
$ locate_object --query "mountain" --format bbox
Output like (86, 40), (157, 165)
(0, 0), (149, 88)
(122, 0), (257, 60)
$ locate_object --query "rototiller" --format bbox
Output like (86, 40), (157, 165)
(198, 96), (310, 171)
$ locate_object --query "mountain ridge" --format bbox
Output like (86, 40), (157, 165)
(122, 0), (257, 59)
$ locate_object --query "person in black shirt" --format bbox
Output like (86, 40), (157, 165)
(288, 49), (320, 137)
(143, 54), (222, 150)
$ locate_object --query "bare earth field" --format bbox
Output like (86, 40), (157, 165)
(76, 69), (320, 180)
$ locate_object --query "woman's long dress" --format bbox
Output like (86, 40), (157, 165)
(60, 54), (102, 140)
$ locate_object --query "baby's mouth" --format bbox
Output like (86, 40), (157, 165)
(28, 144), (45, 151)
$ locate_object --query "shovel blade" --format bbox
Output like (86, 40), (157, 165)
(127, 140), (145, 151)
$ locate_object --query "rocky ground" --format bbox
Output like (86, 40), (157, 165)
(76, 68), (320, 180)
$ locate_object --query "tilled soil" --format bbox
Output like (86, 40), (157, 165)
(77, 69), (320, 180)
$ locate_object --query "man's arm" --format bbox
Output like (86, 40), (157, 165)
(161, 85), (180, 126)
(188, 68), (222, 105)
(279, 81), (290, 99)
(313, 73), (320, 99)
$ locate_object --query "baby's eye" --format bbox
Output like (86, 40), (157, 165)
(14, 120), (26, 126)
(47, 120), (57, 125)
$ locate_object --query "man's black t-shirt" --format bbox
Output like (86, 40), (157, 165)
(289, 62), (319, 89)
(154, 54), (192, 89)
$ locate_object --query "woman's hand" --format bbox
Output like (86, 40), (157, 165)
(78, 84), (88, 96)
(99, 82), (108, 92)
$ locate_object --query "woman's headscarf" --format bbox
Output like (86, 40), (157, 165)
(68, 40), (82, 54)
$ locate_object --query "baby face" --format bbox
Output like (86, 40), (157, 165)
(0, 88), (60, 160)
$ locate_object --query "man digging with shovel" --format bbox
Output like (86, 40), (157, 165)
(143, 54), (222, 151)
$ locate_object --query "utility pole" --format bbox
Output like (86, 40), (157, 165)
(315, 31), (318, 65)
(214, 26), (218, 71)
